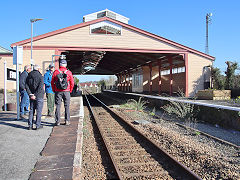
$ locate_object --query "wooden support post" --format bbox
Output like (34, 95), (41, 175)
(54, 49), (62, 69)
(149, 63), (152, 94)
(158, 60), (162, 95)
(124, 72), (127, 92)
(129, 72), (132, 92)
(120, 73), (122, 91)
(184, 53), (189, 97)
(168, 56), (173, 96)
(117, 74), (119, 91)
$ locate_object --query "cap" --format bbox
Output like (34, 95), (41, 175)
(49, 64), (54, 68)
(59, 59), (67, 64)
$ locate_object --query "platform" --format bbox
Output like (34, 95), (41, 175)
(0, 95), (84, 180)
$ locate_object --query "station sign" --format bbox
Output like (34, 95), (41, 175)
(13, 46), (23, 65)
(7, 68), (20, 81)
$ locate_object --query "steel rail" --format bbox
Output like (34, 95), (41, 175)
(102, 91), (240, 149)
(149, 111), (240, 149)
(105, 90), (240, 112)
(86, 92), (202, 180)
(84, 94), (123, 180)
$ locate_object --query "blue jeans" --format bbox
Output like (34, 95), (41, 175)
(28, 98), (44, 128)
(20, 90), (29, 115)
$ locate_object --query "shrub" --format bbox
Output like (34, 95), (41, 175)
(123, 97), (148, 111)
(162, 89), (198, 121)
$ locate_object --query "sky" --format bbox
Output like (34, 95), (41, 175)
(1, 0), (240, 81)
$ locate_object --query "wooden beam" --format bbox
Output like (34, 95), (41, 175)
(158, 60), (162, 95)
(149, 63), (152, 94)
(168, 56), (173, 96)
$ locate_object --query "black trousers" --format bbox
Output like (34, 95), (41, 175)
(55, 91), (70, 123)
(28, 98), (44, 128)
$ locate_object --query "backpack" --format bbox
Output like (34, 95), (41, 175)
(56, 69), (68, 90)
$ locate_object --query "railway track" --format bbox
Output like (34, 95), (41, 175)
(84, 93), (202, 180)
(98, 92), (240, 149)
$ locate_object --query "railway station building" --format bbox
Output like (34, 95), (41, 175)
(10, 9), (215, 97)
(0, 46), (15, 90)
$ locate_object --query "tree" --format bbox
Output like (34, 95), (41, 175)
(97, 79), (106, 87)
(211, 66), (225, 90)
(225, 61), (238, 89)
(74, 76), (79, 85)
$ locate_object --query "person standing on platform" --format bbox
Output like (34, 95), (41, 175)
(26, 65), (44, 130)
(19, 65), (31, 119)
(51, 59), (74, 126)
(44, 64), (55, 117)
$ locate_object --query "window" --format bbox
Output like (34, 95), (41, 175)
(97, 12), (106, 18)
(133, 72), (143, 87)
(90, 21), (122, 35)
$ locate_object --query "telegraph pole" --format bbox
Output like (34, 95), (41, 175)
(205, 13), (212, 54)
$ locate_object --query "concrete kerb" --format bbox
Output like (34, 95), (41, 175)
(72, 95), (84, 179)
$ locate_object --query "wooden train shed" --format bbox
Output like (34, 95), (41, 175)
(11, 9), (215, 97)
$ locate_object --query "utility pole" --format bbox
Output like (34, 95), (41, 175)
(205, 13), (212, 54)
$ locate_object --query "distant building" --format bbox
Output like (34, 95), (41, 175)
(0, 46), (15, 90)
(79, 83), (98, 89)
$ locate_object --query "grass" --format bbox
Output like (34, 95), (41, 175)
(162, 89), (198, 120)
(121, 97), (148, 111)
(161, 89), (199, 131)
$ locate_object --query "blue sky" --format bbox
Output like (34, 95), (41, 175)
(1, 0), (239, 81)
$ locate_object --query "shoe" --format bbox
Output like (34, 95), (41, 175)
(36, 125), (43, 130)
(20, 114), (27, 119)
(65, 121), (70, 126)
(55, 122), (60, 126)
(28, 126), (33, 130)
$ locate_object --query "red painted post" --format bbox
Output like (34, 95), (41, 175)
(129, 72), (131, 92)
(120, 73), (122, 91)
(149, 63), (152, 94)
(158, 60), (162, 95)
(184, 53), (189, 97)
(117, 74), (119, 91)
(125, 72), (128, 92)
(168, 56), (173, 96)
(124, 72), (127, 92)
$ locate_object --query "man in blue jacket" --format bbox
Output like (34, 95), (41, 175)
(44, 64), (55, 117)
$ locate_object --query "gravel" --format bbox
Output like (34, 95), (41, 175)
(116, 108), (240, 179)
(81, 106), (118, 180)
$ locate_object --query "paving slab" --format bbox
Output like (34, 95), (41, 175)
(46, 135), (77, 145)
(29, 167), (73, 180)
(41, 142), (76, 156)
(34, 154), (74, 170)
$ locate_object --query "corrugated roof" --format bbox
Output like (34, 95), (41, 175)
(0, 46), (13, 54)
(11, 17), (215, 60)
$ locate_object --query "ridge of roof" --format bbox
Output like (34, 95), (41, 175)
(0, 46), (13, 54)
(11, 17), (215, 60)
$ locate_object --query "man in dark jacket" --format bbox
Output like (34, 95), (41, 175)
(19, 65), (31, 118)
(51, 59), (74, 126)
(26, 65), (44, 130)
(44, 64), (55, 117)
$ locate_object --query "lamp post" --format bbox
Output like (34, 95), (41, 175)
(205, 13), (212, 54)
(30, 18), (43, 68)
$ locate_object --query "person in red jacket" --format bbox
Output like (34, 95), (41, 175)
(51, 59), (74, 126)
